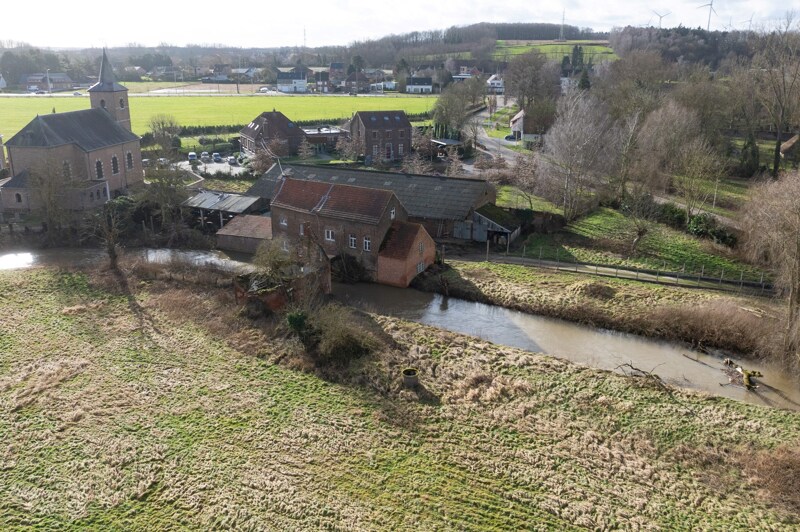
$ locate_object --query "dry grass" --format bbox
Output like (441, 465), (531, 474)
(743, 445), (800, 516)
(2, 265), (800, 529)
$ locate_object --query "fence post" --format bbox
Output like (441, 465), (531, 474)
(636, 267), (639, 280)
(760, 272), (765, 294)
(486, 239), (489, 262)
(656, 269), (660, 282)
(538, 246), (543, 261)
(676, 272), (680, 285)
(556, 249), (560, 267)
(523, 245), (526, 258)
(719, 270), (723, 284)
(575, 259), (578, 272)
(595, 264), (598, 275)
(739, 270), (744, 292)
(615, 265), (619, 278)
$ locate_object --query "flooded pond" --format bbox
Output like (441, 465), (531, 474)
(2, 247), (799, 410)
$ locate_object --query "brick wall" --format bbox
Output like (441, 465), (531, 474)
(377, 225), (436, 287)
(272, 196), (407, 278)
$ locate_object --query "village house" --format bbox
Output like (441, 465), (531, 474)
(343, 110), (412, 162)
(328, 62), (346, 84)
(0, 51), (144, 221)
(247, 163), (496, 240)
(19, 72), (73, 92)
(269, 177), (434, 286)
(405, 76), (433, 94)
(345, 72), (369, 93)
(312, 71), (332, 93)
(276, 71), (307, 93)
(301, 125), (345, 153)
(486, 74), (504, 94)
(216, 214), (273, 254)
(239, 110), (306, 156)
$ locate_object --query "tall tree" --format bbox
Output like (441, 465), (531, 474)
(147, 113), (181, 156)
(752, 14), (800, 177)
(743, 171), (800, 358)
(539, 92), (614, 221)
(505, 51), (560, 116)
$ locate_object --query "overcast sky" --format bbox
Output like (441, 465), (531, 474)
(4, 0), (790, 49)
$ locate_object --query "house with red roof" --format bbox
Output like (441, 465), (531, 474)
(270, 177), (434, 286)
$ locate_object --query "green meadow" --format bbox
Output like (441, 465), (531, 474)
(493, 40), (618, 61)
(0, 95), (437, 138)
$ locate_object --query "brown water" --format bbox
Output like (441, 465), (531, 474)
(3, 248), (799, 410)
(334, 283), (800, 411)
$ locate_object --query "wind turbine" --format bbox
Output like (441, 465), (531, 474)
(741, 13), (754, 32)
(652, 10), (671, 29)
(698, 0), (717, 32)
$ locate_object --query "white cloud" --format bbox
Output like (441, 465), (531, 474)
(2, 0), (791, 49)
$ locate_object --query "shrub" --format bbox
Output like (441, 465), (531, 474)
(307, 304), (377, 364)
(687, 213), (737, 247)
(656, 202), (686, 229)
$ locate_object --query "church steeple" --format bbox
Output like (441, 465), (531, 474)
(88, 49), (131, 131)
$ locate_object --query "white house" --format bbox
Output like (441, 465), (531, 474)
(0, 74), (7, 90)
(486, 74), (504, 94)
(406, 76), (433, 94)
(277, 72), (308, 93)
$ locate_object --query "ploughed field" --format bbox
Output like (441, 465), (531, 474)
(0, 264), (799, 529)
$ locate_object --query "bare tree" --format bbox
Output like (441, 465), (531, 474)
(444, 147), (462, 177)
(673, 136), (724, 222)
(509, 153), (542, 210)
(148, 113), (181, 156)
(752, 14), (800, 177)
(411, 127), (436, 160)
(538, 91), (614, 221)
(82, 196), (132, 269)
(401, 152), (433, 175)
(334, 135), (359, 161)
(743, 171), (800, 357)
(141, 166), (188, 227)
(505, 52), (560, 116)
(249, 149), (274, 174)
(433, 83), (469, 137)
(297, 137), (315, 160)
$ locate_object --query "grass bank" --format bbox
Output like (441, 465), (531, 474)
(0, 263), (799, 528)
(414, 260), (787, 366)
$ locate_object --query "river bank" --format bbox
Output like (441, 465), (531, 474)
(1, 263), (799, 528)
(413, 260), (790, 369)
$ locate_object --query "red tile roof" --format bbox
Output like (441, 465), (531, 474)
(379, 221), (426, 260)
(271, 177), (394, 225)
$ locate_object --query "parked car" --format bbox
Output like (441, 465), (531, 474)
(504, 134), (517, 141)
(212, 153), (222, 163)
(73, 92), (82, 96)
(35, 90), (47, 95)
(188, 152), (197, 161)
(227, 156), (237, 165)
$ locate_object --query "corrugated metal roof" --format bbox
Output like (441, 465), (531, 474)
(250, 164), (493, 221)
(182, 191), (261, 214)
(5, 109), (139, 151)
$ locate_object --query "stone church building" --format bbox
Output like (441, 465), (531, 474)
(0, 51), (144, 221)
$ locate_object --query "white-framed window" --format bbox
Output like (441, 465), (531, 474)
(419, 241), (424, 255)
(279, 215), (287, 227)
(416, 261), (425, 274)
(399, 130), (405, 139)
(398, 144), (404, 157)
(95, 160), (103, 179)
(363, 236), (371, 252)
(126, 152), (134, 169)
(282, 239), (289, 251)
(390, 208), (396, 220)
(349, 234), (356, 248)
(325, 229), (335, 241)
(372, 144), (379, 156)
(112, 155), (119, 175)
(299, 223), (305, 236)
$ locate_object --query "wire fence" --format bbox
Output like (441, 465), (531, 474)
(457, 243), (774, 297)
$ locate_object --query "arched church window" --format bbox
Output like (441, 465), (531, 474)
(96, 160), (104, 179)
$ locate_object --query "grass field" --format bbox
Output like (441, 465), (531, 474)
(520, 207), (764, 282)
(493, 40), (618, 61)
(1, 264), (799, 528)
(0, 95), (437, 138)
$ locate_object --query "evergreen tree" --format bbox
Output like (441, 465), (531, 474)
(740, 131), (760, 177)
(561, 55), (572, 77)
(578, 68), (591, 90)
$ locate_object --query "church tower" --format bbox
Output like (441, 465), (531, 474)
(88, 50), (131, 131)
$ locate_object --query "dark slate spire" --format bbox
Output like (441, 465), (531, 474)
(88, 49), (127, 93)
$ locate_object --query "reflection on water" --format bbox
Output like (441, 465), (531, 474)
(0, 252), (34, 270)
(2, 248), (798, 410)
(334, 283), (800, 411)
